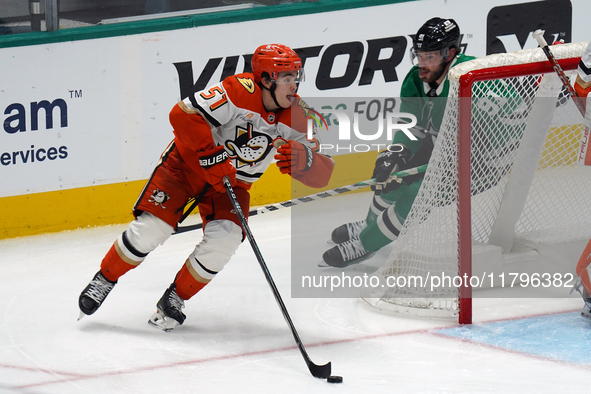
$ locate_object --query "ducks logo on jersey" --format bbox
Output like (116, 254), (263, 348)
(225, 123), (273, 167)
(148, 188), (170, 209)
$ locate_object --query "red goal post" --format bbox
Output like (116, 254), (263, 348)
(363, 41), (591, 324)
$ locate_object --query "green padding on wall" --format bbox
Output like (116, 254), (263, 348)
(0, 0), (415, 48)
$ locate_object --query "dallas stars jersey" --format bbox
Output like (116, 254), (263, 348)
(171, 72), (333, 188)
(395, 53), (527, 189)
(394, 53), (476, 154)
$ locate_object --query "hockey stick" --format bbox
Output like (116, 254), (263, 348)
(175, 164), (428, 234)
(222, 176), (332, 379)
(532, 29), (586, 117)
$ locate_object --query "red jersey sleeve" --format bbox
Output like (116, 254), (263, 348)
(168, 101), (217, 174)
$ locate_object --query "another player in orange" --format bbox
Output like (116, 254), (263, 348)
(572, 41), (591, 318)
(575, 239), (591, 318)
(78, 44), (334, 331)
(574, 41), (591, 102)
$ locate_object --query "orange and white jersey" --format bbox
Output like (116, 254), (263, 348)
(179, 72), (324, 184)
(578, 41), (591, 84)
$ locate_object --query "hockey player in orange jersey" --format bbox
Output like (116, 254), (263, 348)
(575, 239), (591, 318)
(574, 41), (591, 103)
(78, 44), (334, 331)
(575, 41), (591, 166)
(572, 41), (591, 318)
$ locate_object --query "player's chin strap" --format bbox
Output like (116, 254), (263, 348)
(261, 80), (300, 110)
(260, 82), (282, 109)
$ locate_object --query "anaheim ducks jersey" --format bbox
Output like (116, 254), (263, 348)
(578, 41), (591, 83)
(177, 72), (327, 185)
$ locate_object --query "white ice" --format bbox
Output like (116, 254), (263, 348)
(0, 191), (588, 394)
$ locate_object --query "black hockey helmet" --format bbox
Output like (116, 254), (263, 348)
(413, 17), (461, 53)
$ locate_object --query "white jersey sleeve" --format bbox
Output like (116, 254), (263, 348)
(578, 41), (591, 83)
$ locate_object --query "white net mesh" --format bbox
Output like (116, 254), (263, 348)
(363, 42), (591, 318)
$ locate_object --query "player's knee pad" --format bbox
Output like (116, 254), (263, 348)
(188, 220), (242, 281)
(578, 265), (591, 295)
(576, 240), (591, 294)
(122, 212), (174, 260)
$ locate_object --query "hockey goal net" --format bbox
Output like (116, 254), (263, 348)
(362, 41), (591, 324)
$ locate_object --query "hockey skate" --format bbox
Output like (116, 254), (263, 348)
(572, 279), (591, 319)
(330, 220), (367, 244)
(148, 283), (186, 332)
(320, 237), (374, 268)
(78, 270), (117, 320)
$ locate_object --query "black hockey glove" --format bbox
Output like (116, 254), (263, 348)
(371, 144), (411, 195)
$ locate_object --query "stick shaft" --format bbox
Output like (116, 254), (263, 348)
(222, 177), (331, 379)
(532, 29), (586, 117)
(175, 164), (427, 234)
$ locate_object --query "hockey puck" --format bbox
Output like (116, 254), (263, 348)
(327, 375), (343, 384)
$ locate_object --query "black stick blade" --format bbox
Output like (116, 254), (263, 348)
(308, 360), (331, 379)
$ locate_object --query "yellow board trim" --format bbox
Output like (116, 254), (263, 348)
(0, 151), (378, 239)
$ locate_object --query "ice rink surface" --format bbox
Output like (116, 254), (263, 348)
(1, 191), (589, 394)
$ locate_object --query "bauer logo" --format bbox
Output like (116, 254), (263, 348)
(486, 0), (572, 55)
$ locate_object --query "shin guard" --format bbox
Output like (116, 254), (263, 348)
(576, 239), (591, 294)
(100, 233), (147, 282)
(173, 261), (209, 300)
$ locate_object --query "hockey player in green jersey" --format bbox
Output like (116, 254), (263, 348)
(322, 17), (476, 267)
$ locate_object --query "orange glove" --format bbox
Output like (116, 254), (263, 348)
(198, 146), (236, 193)
(274, 139), (313, 176)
